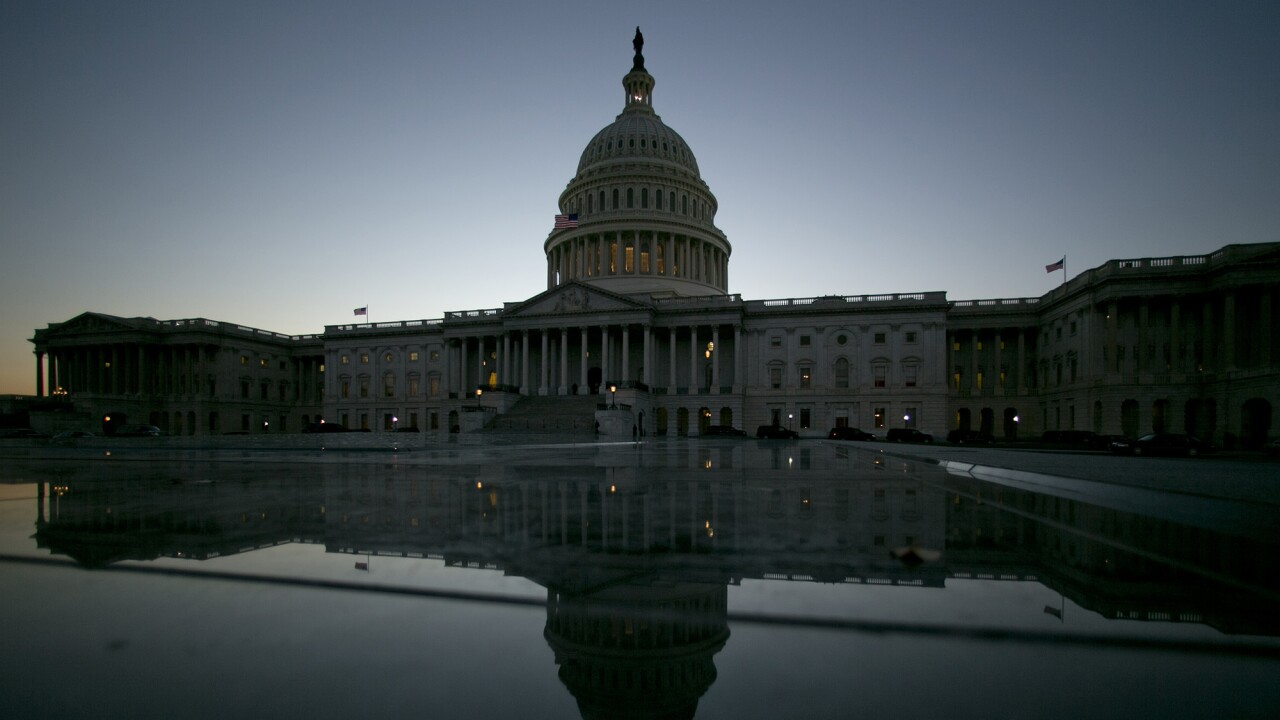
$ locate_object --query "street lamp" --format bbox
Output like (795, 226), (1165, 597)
(476, 388), (483, 409)
(788, 413), (793, 430)
(609, 384), (617, 408)
(392, 415), (398, 432)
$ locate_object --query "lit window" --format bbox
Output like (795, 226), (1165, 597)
(874, 408), (885, 429)
(240, 356), (248, 365)
(409, 352), (419, 361)
(340, 355), (349, 365)
(799, 367), (811, 388)
(874, 365), (886, 388)
(384, 353), (393, 363)
(259, 358), (268, 367)
(430, 351), (440, 362)
(360, 354), (369, 364)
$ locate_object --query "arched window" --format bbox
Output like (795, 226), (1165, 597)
(612, 189), (619, 209)
(682, 195), (688, 215)
(627, 188), (633, 209)
(587, 193), (593, 214)
(599, 190), (605, 211)
(669, 191), (676, 212)
(641, 188), (648, 208)
(833, 358), (849, 389)
(656, 188), (663, 210)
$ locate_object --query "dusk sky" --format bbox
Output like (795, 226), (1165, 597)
(2, 1), (1277, 395)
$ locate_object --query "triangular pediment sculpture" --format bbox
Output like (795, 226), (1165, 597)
(41, 312), (155, 338)
(505, 282), (651, 319)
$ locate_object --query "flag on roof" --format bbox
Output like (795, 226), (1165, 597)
(1045, 258), (1064, 273)
(354, 307), (368, 316)
(554, 213), (579, 229)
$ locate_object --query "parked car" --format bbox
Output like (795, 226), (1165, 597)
(704, 425), (747, 437)
(1042, 430), (1103, 448)
(756, 424), (799, 439)
(0, 428), (48, 439)
(52, 430), (95, 440)
(303, 422), (350, 434)
(828, 427), (875, 441)
(1109, 433), (1214, 457)
(946, 429), (994, 445)
(886, 428), (933, 443)
(114, 424), (161, 437)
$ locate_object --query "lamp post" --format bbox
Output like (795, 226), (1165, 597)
(609, 384), (617, 408)
(476, 388), (483, 409)
(392, 415), (398, 432)
(788, 413), (793, 431)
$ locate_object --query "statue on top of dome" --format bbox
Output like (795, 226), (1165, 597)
(632, 26), (645, 71)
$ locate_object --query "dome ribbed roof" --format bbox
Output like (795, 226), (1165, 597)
(576, 113), (700, 176)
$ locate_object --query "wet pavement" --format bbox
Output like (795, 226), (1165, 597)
(1, 438), (1277, 719)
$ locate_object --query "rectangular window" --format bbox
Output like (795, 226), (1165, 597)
(239, 355), (248, 365)
(770, 336), (782, 348)
(359, 379), (369, 398)
(384, 375), (395, 398)
(240, 381), (250, 399)
(259, 358), (268, 367)
(799, 367), (811, 389)
(976, 341), (984, 351)
(953, 371), (961, 389)
(430, 350), (440, 362)
(874, 365), (886, 388)
(360, 354), (369, 364)
(800, 408), (811, 429)
(905, 331), (917, 343)
(770, 367), (782, 389)
(429, 375), (440, 397)
(409, 378), (420, 396)
(625, 247), (634, 272)
(340, 355), (349, 365)
(430, 412), (439, 430)
(360, 413), (369, 430)
(799, 335), (811, 347)
(410, 412), (419, 429)
(976, 371), (984, 390)
(340, 380), (349, 399)
(874, 408), (885, 429)
(241, 414), (250, 431)
(260, 383), (268, 400)
(904, 365), (918, 387)
(874, 333), (886, 344)
(409, 351), (419, 361)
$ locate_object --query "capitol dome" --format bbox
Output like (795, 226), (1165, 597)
(545, 28), (730, 298)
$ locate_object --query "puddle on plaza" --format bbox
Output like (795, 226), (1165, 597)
(1, 441), (1277, 718)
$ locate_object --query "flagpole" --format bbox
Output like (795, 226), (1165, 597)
(1061, 256), (1066, 286)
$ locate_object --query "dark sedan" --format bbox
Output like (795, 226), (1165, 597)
(828, 427), (875, 441)
(946, 429), (994, 445)
(756, 425), (799, 439)
(1109, 433), (1214, 457)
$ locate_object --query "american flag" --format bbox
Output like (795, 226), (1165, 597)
(1044, 258), (1064, 273)
(554, 213), (579, 229)
(353, 306), (367, 316)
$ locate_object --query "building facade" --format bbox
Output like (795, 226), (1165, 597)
(28, 34), (1280, 446)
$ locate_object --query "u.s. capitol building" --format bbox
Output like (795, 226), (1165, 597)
(29, 32), (1280, 447)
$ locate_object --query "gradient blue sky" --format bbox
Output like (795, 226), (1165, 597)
(2, 1), (1277, 395)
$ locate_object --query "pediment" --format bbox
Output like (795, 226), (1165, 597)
(505, 282), (651, 319)
(42, 312), (153, 338)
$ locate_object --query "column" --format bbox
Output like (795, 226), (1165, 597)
(1137, 301), (1149, 375)
(1170, 302), (1181, 373)
(540, 331), (549, 395)
(35, 351), (45, 396)
(138, 345), (148, 395)
(642, 325), (652, 386)
(502, 333), (511, 385)
(600, 325), (610, 384)
(689, 326), (699, 392)
(521, 332), (530, 394)
(1223, 293), (1236, 370)
(969, 331), (979, 391)
(578, 327), (588, 393)
(711, 326), (720, 392)
(1016, 331), (1026, 392)
(460, 337), (469, 395)
(622, 324), (630, 382)
(669, 328), (677, 390)
(1260, 291), (1272, 367)
(477, 336), (487, 387)
(559, 328), (569, 394)
(734, 325), (744, 391)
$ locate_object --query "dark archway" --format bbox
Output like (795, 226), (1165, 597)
(587, 366), (602, 395)
(979, 408), (994, 436)
(1003, 408), (1019, 439)
(1121, 399), (1139, 438)
(719, 407), (733, 428)
(698, 407), (712, 435)
(656, 407), (668, 436)
(956, 408), (971, 431)
(1152, 399), (1170, 434)
(677, 407), (689, 437)
(1241, 398), (1272, 450)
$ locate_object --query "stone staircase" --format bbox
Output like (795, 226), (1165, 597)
(483, 395), (600, 435)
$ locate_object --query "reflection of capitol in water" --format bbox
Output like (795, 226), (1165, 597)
(28, 443), (1280, 715)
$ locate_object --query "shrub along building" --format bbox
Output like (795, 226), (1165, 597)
(28, 32), (1280, 447)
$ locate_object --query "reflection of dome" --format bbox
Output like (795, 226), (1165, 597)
(546, 29), (731, 298)
(544, 582), (730, 720)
